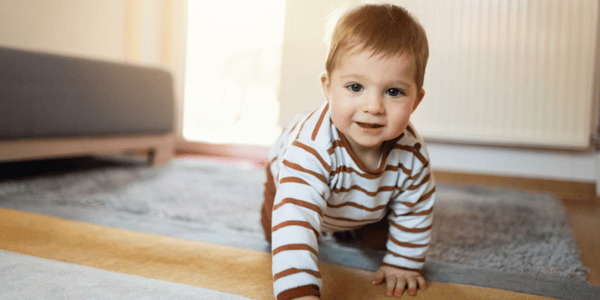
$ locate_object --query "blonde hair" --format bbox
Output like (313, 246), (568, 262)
(325, 3), (429, 90)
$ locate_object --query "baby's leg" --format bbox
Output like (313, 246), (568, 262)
(353, 217), (389, 250)
(260, 164), (277, 243)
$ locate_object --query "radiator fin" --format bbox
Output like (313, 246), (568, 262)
(397, 0), (599, 149)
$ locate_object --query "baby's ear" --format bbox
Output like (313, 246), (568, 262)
(320, 72), (331, 100)
(412, 89), (425, 113)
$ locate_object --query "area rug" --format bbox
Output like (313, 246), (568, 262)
(2, 251), (255, 300)
(3, 155), (600, 299)
(0, 208), (558, 300)
(0, 156), (587, 281)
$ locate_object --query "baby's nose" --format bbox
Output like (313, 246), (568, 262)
(363, 94), (384, 114)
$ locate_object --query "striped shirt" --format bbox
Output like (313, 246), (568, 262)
(268, 102), (435, 300)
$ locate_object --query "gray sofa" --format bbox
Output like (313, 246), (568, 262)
(0, 46), (175, 165)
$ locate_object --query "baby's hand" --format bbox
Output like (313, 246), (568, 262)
(372, 265), (426, 298)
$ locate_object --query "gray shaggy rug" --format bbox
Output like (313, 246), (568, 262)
(0, 156), (588, 283)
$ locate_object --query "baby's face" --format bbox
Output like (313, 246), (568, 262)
(321, 50), (425, 156)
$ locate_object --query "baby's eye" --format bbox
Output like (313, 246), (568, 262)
(347, 84), (363, 92)
(386, 88), (404, 97)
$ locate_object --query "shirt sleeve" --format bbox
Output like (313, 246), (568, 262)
(384, 142), (435, 273)
(270, 139), (332, 300)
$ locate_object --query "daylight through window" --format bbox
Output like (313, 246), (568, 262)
(183, 0), (285, 145)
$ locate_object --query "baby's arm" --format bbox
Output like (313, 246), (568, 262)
(271, 140), (331, 300)
(379, 143), (436, 298)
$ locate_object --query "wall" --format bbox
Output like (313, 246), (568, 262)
(0, 0), (127, 60)
(278, 0), (361, 123)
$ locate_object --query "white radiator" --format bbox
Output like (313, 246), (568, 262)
(394, 0), (599, 149)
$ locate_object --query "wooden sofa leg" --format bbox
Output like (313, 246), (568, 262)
(150, 144), (173, 166)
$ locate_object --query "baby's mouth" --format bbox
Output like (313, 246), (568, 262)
(356, 122), (383, 129)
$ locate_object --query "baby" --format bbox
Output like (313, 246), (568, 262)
(261, 3), (435, 300)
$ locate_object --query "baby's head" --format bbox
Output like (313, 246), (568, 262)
(325, 3), (429, 91)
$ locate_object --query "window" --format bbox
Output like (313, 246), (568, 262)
(182, 0), (285, 146)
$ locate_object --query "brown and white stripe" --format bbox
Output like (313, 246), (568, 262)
(267, 102), (435, 300)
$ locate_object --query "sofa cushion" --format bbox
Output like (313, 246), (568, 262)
(0, 47), (174, 139)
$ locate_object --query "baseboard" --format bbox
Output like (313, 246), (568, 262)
(176, 139), (270, 162)
(434, 170), (596, 202)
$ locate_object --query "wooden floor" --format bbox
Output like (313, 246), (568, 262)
(176, 152), (600, 287)
(561, 197), (600, 286)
